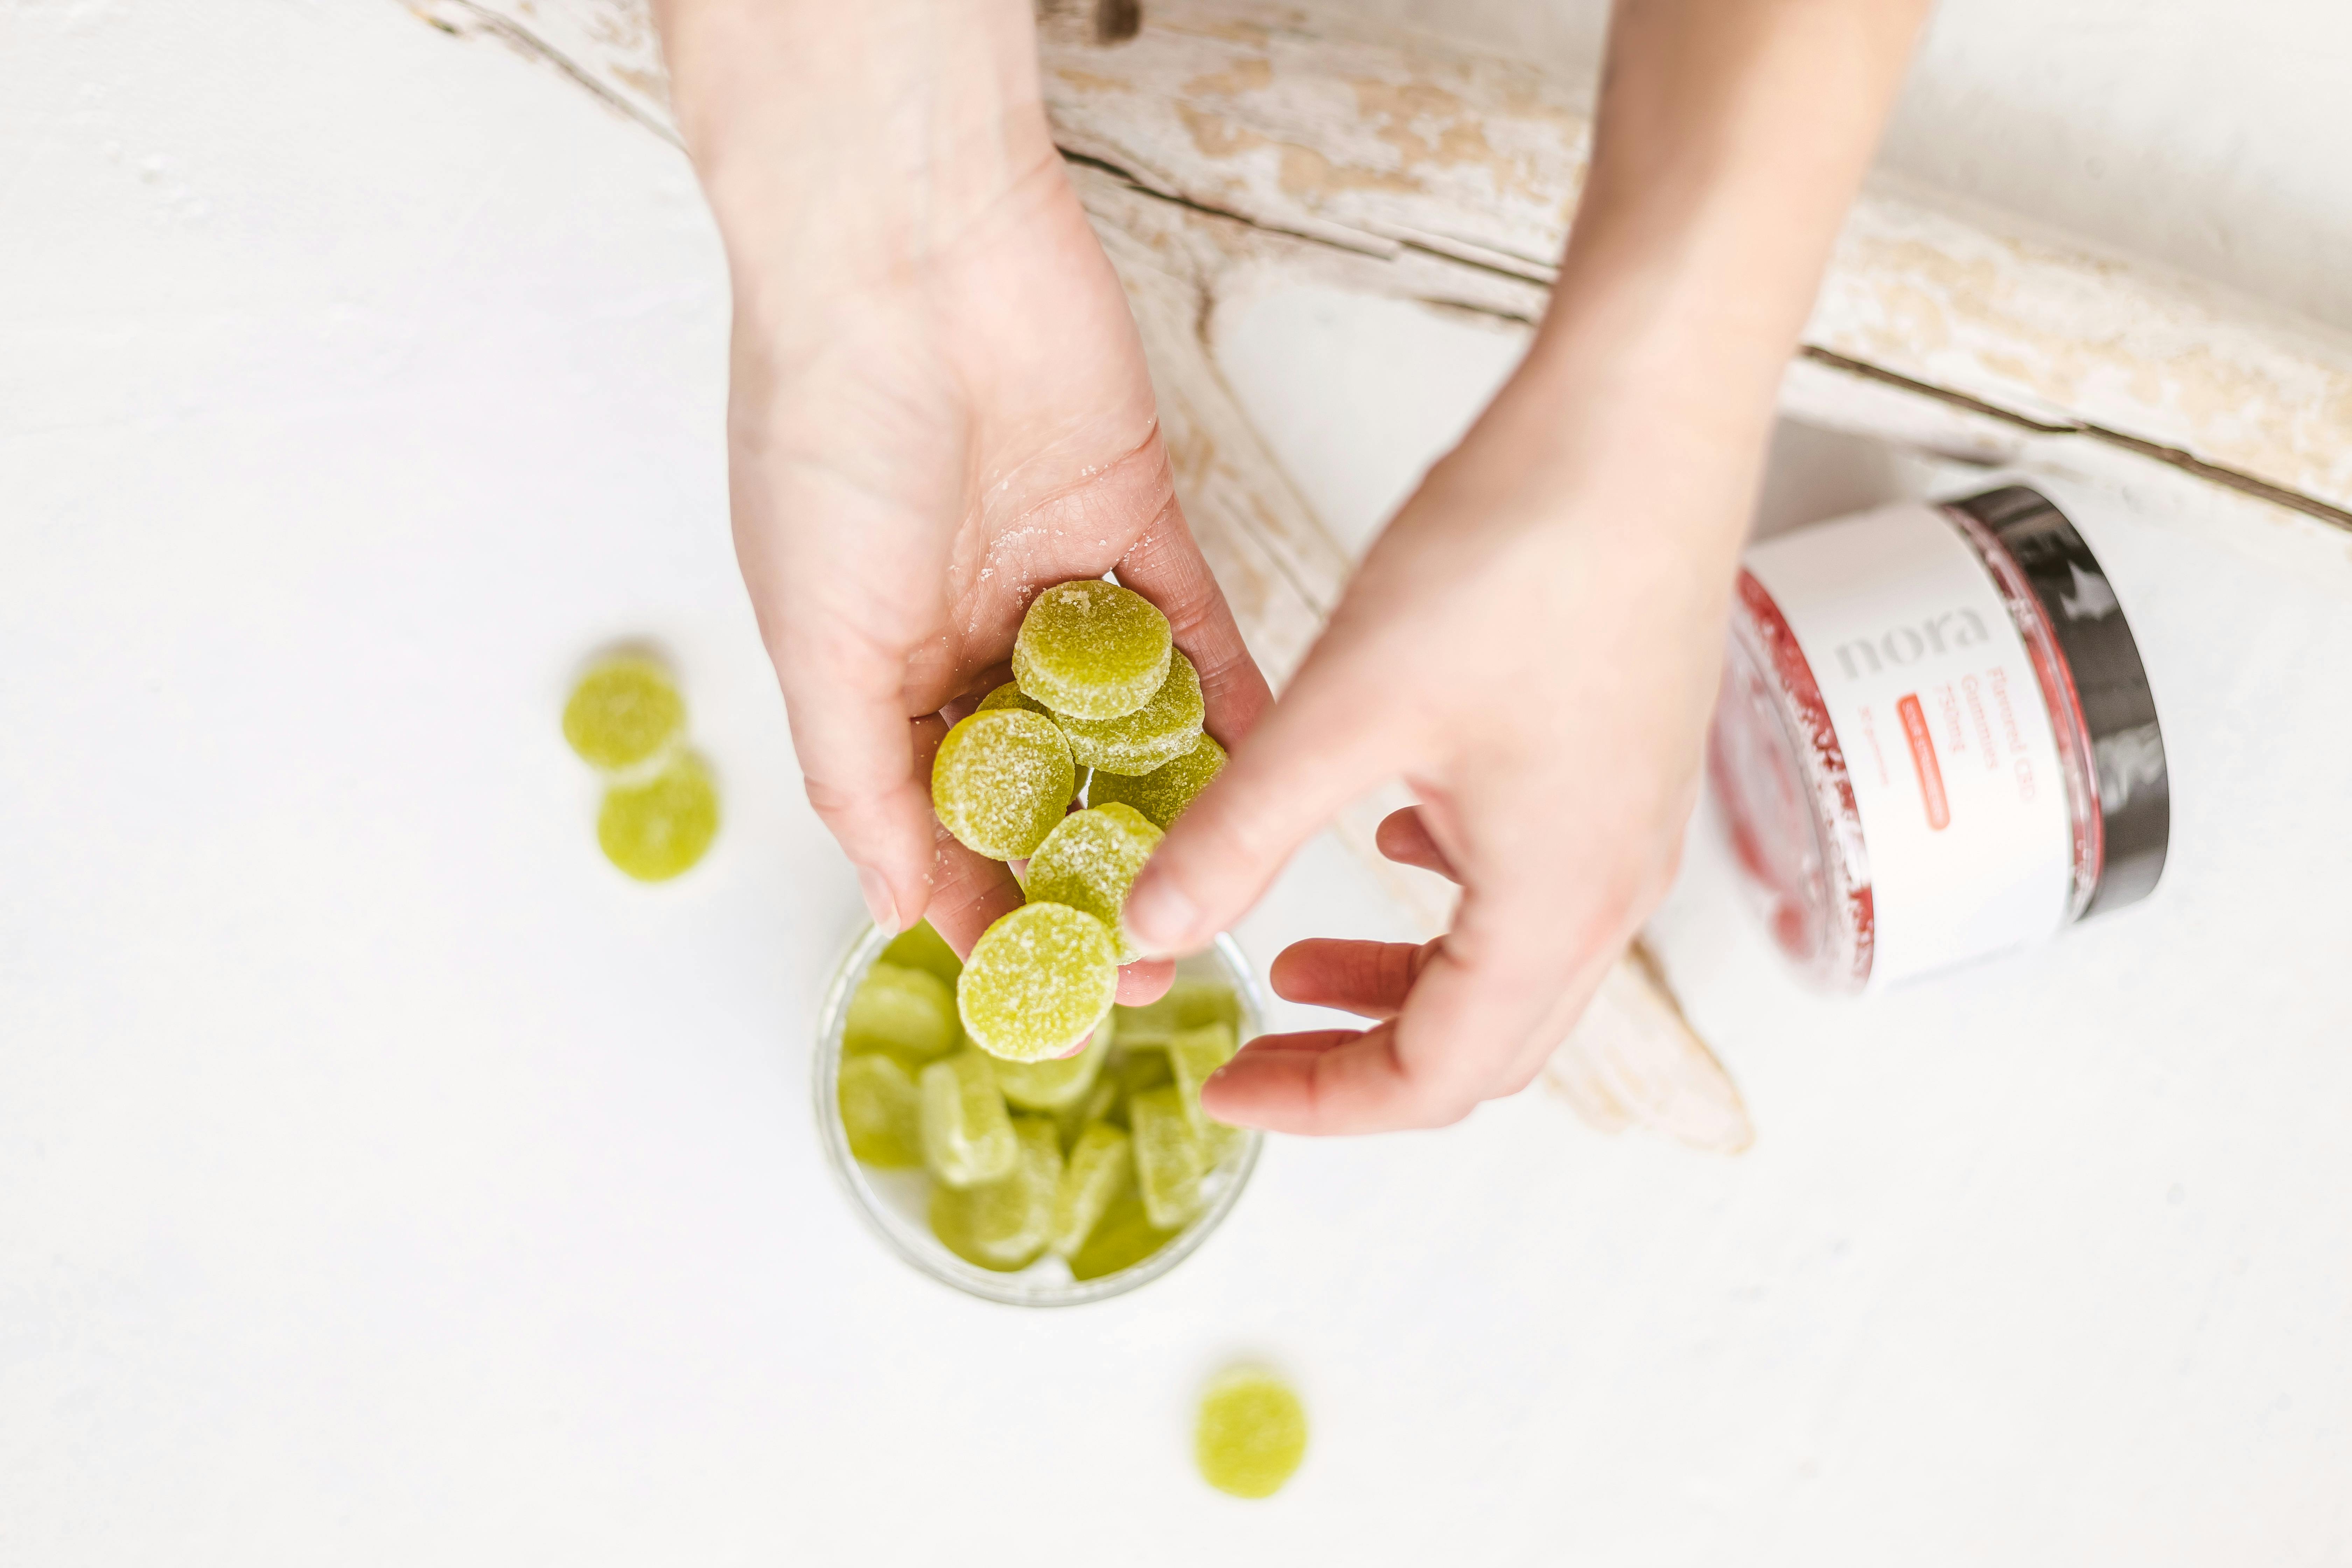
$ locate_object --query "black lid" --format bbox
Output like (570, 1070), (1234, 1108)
(1946, 485), (2169, 917)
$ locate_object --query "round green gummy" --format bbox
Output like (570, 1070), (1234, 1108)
(957, 903), (1119, 1063)
(1022, 803), (1163, 963)
(1087, 731), (1225, 830)
(1051, 651), (1204, 776)
(918, 1049), (1018, 1189)
(1048, 1121), (1133, 1259)
(1066, 1189), (1179, 1281)
(994, 1013), (1113, 1112)
(975, 680), (1047, 716)
(880, 921), (962, 987)
(596, 754), (719, 882)
(1011, 579), (1172, 721)
(930, 709), (1076, 861)
(836, 1052), (923, 1168)
(929, 1115), (1062, 1272)
(1195, 1369), (1308, 1499)
(562, 656), (685, 773)
(842, 961), (959, 1069)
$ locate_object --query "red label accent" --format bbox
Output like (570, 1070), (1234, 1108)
(1897, 693), (1950, 830)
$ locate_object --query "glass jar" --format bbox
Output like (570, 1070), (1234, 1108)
(1708, 483), (2170, 991)
(812, 924), (1266, 1306)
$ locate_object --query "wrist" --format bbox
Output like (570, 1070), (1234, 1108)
(657, 0), (1055, 300)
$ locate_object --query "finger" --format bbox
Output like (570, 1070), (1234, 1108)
(1198, 1021), (1426, 1134)
(1115, 958), (1176, 1006)
(1122, 667), (1402, 956)
(773, 615), (942, 934)
(1267, 939), (1434, 1022)
(1374, 807), (1460, 883)
(1114, 496), (1273, 749)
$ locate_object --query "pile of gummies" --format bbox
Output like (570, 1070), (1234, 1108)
(839, 922), (1246, 1277)
(837, 578), (1251, 1277)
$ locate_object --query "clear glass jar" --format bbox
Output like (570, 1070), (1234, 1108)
(1708, 483), (2169, 992)
(812, 924), (1266, 1306)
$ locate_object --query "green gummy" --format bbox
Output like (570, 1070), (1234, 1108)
(1050, 652), (1204, 777)
(994, 1013), (1113, 1112)
(1022, 803), (1163, 964)
(1011, 579), (1172, 721)
(1056, 1074), (1121, 1152)
(918, 1049), (1018, 1189)
(930, 708), (1075, 861)
(562, 656), (684, 773)
(976, 680), (1048, 716)
(1048, 1122), (1133, 1258)
(836, 1052), (923, 1168)
(1168, 1022), (1238, 1138)
(1086, 731), (1225, 830)
(880, 921), (961, 987)
(1130, 1085), (1206, 1230)
(930, 1116), (1061, 1272)
(1111, 1044), (1174, 1105)
(842, 961), (959, 1069)
(1066, 1189), (1180, 1282)
(596, 753), (719, 882)
(957, 903), (1120, 1063)
(1195, 1370), (1308, 1499)
(1114, 975), (1237, 1049)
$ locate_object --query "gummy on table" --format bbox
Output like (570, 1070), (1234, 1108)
(596, 754), (720, 882)
(1011, 580), (1172, 721)
(930, 708), (1077, 861)
(1050, 652), (1204, 777)
(562, 656), (685, 773)
(918, 1049), (1018, 1188)
(1195, 1369), (1309, 1499)
(956, 902), (1120, 1063)
(1087, 731), (1226, 830)
(1022, 803), (1164, 964)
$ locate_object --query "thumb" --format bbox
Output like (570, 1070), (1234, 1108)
(1122, 673), (1399, 955)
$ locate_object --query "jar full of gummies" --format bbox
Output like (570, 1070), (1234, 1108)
(1708, 482), (2170, 991)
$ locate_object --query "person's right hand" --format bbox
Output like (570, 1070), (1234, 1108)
(656, 0), (1269, 964)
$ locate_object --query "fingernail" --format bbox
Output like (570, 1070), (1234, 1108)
(856, 865), (902, 934)
(1121, 873), (1199, 954)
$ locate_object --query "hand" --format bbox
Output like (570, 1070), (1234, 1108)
(657, 0), (1271, 973)
(1124, 394), (1747, 1130)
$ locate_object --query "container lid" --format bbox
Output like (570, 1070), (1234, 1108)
(1944, 485), (2169, 916)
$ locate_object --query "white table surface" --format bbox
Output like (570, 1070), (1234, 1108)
(5, 6), (2347, 1564)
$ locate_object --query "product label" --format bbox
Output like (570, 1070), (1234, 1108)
(1744, 504), (2073, 986)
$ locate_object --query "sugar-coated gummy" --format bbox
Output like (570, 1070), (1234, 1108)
(1167, 1021), (1238, 1137)
(1087, 731), (1225, 829)
(929, 1116), (1062, 1272)
(930, 708), (1076, 861)
(1056, 1074), (1121, 1152)
(1051, 652), (1205, 776)
(1067, 1189), (1181, 1282)
(1048, 1122), (1133, 1258)
(1195, 1369), (1308, 1499)
(1114, 975), (1238, 1049)
(1112, 1044), (1174, 1105)
(562, 656), (685, 773)
(918, 1049), (1018, 1189)
(1011, 580), (1172, 721)
(842, 961), (959, 1068)
(994, 1014), (1113, 1112)
(837, 1053), (923, 1168)
(957, 903), (1120, 1063)
(1130, 1085), (1206, 1229)
(596, 754), (720, 882)
(880, 921), (962, 987)
(1022, 804), (1164, 964)
(976, 681), (1048, 716)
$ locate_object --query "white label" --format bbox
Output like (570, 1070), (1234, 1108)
(1744, 504), (2072, 987)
